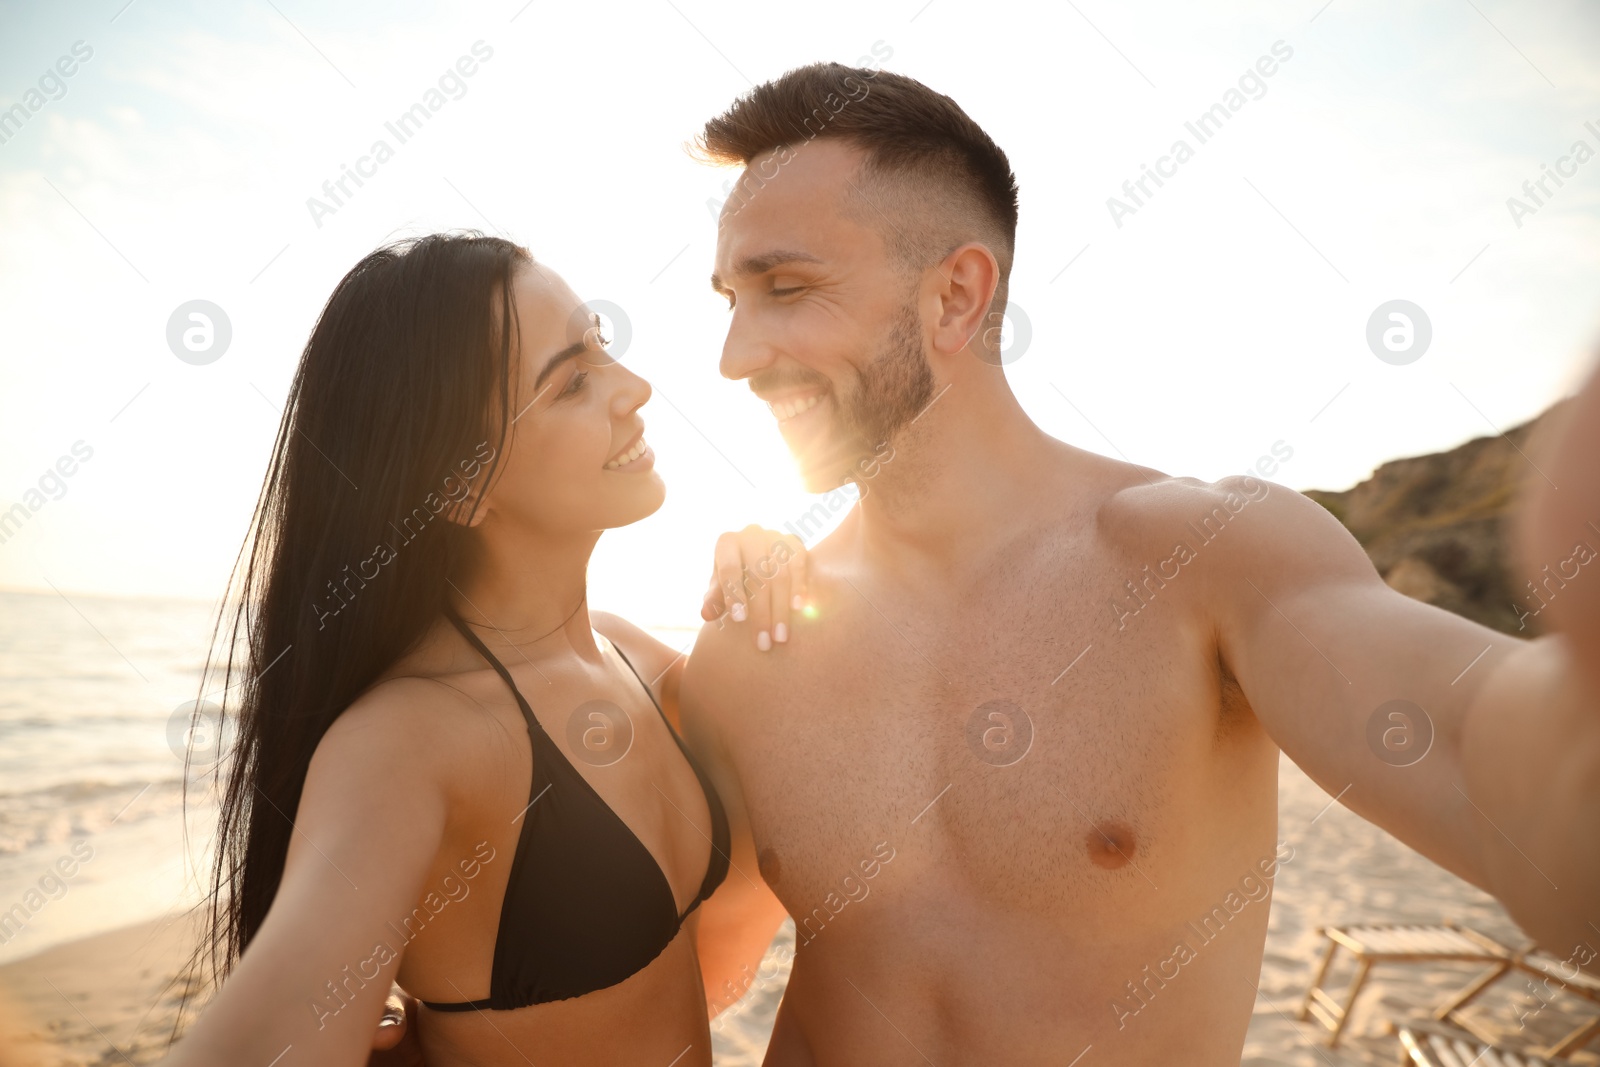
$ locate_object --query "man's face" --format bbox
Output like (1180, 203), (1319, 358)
(711, 139), (933, 492)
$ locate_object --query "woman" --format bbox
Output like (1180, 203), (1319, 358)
(165, 233), (793, 1066)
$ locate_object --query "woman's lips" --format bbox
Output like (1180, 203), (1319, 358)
(605, 434), (652, 471)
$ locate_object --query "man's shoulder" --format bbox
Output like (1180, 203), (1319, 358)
(1027, 441), (1190, 541)
(1097, 464), (1276, 532)
(682, 613), (763, 708)
(681, 569), (842, 720)
(1095, 465), (1374, 587)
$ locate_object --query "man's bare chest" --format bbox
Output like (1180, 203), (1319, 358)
(722, 563), (1249, 922)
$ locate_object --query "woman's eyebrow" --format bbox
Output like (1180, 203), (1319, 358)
(534, 340), (589, 390)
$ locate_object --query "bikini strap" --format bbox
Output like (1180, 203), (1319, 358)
(606, 642), (673, 730)
(437, 608), (547, 1012)
(608, 640), (732, 913)
(445, 609), (543, 738)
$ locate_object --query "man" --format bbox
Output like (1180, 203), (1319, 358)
(678, 62), (1599, 1065)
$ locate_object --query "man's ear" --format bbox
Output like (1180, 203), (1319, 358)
(930, 242), (1001, 360)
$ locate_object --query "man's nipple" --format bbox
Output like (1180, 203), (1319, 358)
(1086, 821), (1138, 870)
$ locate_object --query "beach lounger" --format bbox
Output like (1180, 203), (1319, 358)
(1510, 950), (1600, 1058)
(1297, 923), (1517, 1048)
(1394, 1020), (1557, 1067)
(1405, 945), (1599, 1058)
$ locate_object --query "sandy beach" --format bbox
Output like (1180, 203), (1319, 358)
(0, 913), (198, 1067)
(1, 756), (1593, 1067)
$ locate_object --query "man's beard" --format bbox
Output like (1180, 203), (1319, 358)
(832, 297), (933, 466)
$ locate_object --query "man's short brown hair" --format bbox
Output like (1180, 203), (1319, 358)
(695, 63), (1020, 313)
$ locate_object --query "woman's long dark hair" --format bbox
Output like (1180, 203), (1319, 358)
(187, 232), (531, 995)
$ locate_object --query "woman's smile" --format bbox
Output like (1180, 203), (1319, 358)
(604, 432), (655, 472)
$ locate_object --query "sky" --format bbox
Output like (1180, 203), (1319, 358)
(1, 0), (1598, 630)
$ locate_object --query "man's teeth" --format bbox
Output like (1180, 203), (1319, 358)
(771, 394), (823, 421)
(605, 438), (648, 469)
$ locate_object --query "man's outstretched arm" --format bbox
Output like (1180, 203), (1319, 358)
(1197, 424), (1598, 956)
(1473, 356), (1600, 954)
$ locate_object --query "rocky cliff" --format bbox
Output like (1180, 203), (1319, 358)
(1302, 400), (1572, 635)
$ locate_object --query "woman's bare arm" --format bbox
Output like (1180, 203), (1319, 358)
(164, 682), (453, 1066)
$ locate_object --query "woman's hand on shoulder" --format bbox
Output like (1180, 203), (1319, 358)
(699, 525), (809, 651)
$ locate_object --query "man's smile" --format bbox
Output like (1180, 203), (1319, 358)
(767, 391), (826, 423)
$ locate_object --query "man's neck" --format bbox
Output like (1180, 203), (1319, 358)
(850, 374), (1061, 580)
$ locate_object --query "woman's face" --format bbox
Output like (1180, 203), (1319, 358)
(473, 263), (664, 537)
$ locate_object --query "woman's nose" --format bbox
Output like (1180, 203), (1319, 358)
(612, 360), (652, 414)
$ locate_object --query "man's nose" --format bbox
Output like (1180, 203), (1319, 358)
(719, 307), (776, 382)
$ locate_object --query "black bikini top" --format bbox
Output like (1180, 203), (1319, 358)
(420, 611), (731, 1011)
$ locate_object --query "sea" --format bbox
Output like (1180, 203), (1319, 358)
(0, 589), (1556, 1065)
(0, 588), (715, 965)
(0, 588), (219, 968)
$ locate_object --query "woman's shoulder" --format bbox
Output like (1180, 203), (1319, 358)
(285, 674), (479, 852)
(341, 615), (503, 733)
(591, 611), (675, 668)
(591, 612), (683, 701)
(343, 671), (484, 727)
(315, 624), (506, 793)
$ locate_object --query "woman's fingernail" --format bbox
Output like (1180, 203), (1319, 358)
(792, 595), (804, 610)
(757, 630), (772, 651)
(774, 623), (788, 643)
(731, 602), (747, 622)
